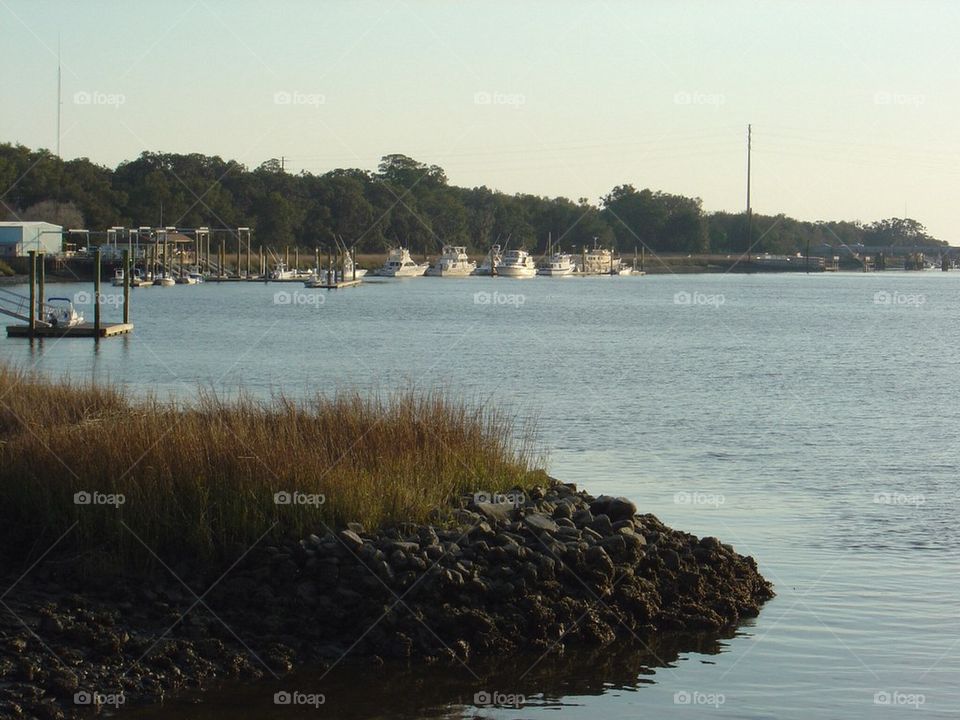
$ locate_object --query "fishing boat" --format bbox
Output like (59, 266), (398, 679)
(495, 249), (537, 278)
(153, 274), (176, 287)
(44, 297), (84, 328)
(425, 245), (477, 277)
(374, 248), (428, 277)
(270, 261), (298, 280)
(111, 268), (125, 287)
(473, 244), (503, 276)
(537, 250), (574, 276)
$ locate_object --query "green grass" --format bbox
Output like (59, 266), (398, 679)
(0, 365), (543, 570)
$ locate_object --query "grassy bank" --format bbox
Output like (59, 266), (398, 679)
(0, 366), (542, 570)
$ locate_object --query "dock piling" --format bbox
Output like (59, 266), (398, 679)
(28, 251), (36, 331)
(123, 250), (130, 324)
(94, 248), (102, 339)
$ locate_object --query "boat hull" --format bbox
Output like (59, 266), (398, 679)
(495, 266), (537, 278)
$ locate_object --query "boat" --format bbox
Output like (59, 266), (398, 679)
(131, 269), (152, 287)
(44, 297), (84, 328)
(537, 250), (574, 276)
(495, 249), (537, 278)
(270, 261), (298, 280)
(574, 241), (628, 275)
(305, 255), (369, 286)
(425, 245), (477, 277)
(473, 244), (503, 276)
(111, 268), (125, 287)
(374, 248), (428, 277)
(153, 274), (176, 287)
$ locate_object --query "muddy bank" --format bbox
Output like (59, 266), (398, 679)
(0, 481), (773, 718)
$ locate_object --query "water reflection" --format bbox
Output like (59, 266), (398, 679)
(128, 630), (740, 719)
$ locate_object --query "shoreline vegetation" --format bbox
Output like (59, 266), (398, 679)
(0, 367), (773, 718)
(0, 143), (947, 261)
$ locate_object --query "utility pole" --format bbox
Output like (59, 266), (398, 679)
(280, 156), (285, 172)
(746, 123), (752, 263)
(56, 37), (61, 158)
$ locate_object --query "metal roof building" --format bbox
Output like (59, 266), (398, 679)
(0, 222), (64, 257)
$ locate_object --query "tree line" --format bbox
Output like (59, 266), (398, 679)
(0, 143), (945, 255)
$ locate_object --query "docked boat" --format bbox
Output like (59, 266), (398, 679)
(425, 245), (476, 277)
(495, 249), (537, 278)
(574, 242), (627, 275)
(153, 274), (176, 287)
(537, 250), (574, 276)
(270, 261), (298, 280)
(374, 248), (428, 277)
(44, 297), (84, 328)
(111, 269), (125, 287)
(473, 244), (503, 276)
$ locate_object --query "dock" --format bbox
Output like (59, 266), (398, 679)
(305, 279), (362, 290)
(6, 323), (134, 339)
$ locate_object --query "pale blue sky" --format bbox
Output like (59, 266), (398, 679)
(3, 0), (959, 241)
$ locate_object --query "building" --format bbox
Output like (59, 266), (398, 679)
(0, 222), (64, 257)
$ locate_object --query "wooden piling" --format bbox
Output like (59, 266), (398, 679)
(37, 253), (45, 317)
(123, 250), (130, 324)
(28, 251), (36, 331)
(94, 248), (102, 339)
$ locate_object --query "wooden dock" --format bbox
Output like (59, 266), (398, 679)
(6, 322), (134, 339)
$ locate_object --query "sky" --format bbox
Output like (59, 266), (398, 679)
(3, 0), (959, 242)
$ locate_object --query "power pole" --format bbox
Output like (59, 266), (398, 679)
(56, 37), (61, 158)
(280, 156), (286, 172)
(746, 123), (752, 263)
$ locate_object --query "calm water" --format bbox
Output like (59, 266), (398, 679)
(2, 272), (959, 718)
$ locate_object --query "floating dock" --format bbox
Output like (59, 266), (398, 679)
(305, 279), (362, 290)
(6, 323), (134, 339)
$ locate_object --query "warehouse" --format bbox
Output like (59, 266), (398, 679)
(0, 222), (64, 257)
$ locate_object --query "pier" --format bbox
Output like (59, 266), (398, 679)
(3, 249), (133, 340)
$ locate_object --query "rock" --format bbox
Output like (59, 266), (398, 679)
(338, 529), (364, 552)
(589, 514), (614, 537)
(590, 495), (638, 523)
(474, 502), (516, 525)
(571, 508), (594, 527)
(552, 502), (573, 520)
(524, 513), (559, 534)
(585, 546), (614, 576)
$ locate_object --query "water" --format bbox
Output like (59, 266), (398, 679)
(2, 272), (958, 718)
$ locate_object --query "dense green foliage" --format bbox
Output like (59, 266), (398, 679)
(0, 143), (945, 255)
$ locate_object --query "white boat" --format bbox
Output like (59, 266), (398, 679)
(574, 243), (627, 275)
(44, 297), (84, 328)
(132, 270), (152, 287)
(154, 275), (176, 287)
(473, 244), (502, 276)
(537, 251), (574, 276)
(305, 256), (368, 286)
(270, 261), (298, 280)
(425, 245), (476, 277)
(111, 269), (125, 287)
(374, 248), (428, 277)
(495, 249), (537, 278)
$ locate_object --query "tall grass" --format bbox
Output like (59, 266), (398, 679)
(0, 366), (543, 570)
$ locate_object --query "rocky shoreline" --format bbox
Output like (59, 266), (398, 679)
(0, 481), (773, 718)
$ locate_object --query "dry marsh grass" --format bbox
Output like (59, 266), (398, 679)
(0, 365), (543, 569)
